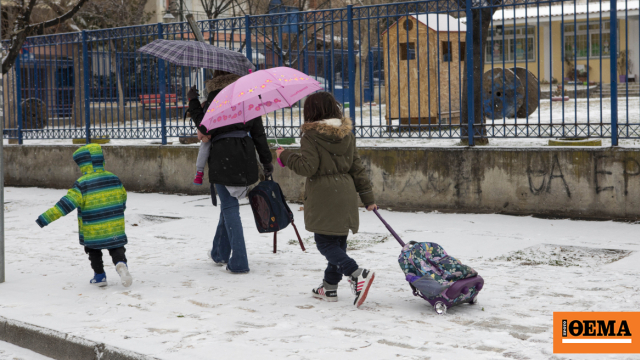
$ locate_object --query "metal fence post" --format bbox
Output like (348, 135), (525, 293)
(82, 31), (91, 144)
(368, 51), (374, 100)
(0, 53), (4, 285)
(465, 0), (475, 146)
(158, 23), (167, 145)
(245, 15), (253, 65)
(14, 54), (22, 145)
(347, 5), (356, 128)
(610, 0), (618, 146)
(0, 69), (3, 282)
(1, 1), (4, 284)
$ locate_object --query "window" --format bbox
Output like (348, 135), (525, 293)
(459, 42), (466, 61)
(442, 41), (451, 62)
(403, 19), (413, 31)
(484, 26), (535, 63)
(400, 42), (416, 60)
(564, 22), (610, 59)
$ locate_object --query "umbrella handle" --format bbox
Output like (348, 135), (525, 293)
(277, 147), (285, 167)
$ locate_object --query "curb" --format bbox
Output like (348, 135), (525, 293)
(0, 316), (161, 360)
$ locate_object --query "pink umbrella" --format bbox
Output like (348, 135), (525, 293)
(200, 67), (322, 132)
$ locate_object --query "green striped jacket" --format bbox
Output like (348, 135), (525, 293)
(36, 144), (128, 249)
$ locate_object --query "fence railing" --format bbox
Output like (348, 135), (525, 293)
(2, 0), (639, 145)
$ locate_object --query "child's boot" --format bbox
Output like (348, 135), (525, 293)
(193, 171), (204, 185)
(349, 268), (375, 308)
(116, 262), (133, 287)
(312, 280), (338, 302)
(90, 272), (107, 287)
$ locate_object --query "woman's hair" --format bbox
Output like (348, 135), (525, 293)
(213, 70), (232, 78)
(303, 92), (343, 123)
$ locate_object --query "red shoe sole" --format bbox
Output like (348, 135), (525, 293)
(356, 273), (375, 308)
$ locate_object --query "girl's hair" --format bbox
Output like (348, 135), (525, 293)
(303, 92), (343, 123)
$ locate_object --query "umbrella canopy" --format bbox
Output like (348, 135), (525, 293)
(137, 39), (255, 76)
(200, 67), (322, 132)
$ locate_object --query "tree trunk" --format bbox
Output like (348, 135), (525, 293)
(72, 43), (86, 127)
(2, 30), (30, 75)
(110, 40), (125, 123)
(353, 41), (370, 107)
(461, 8), (495, 143)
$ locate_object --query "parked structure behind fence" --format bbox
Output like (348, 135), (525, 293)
(2, 0), (639, 145)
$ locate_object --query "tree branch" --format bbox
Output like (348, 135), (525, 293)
(27, 0), (91, 34)
(2, 0), (90, 74)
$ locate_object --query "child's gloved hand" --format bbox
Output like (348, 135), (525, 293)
(197, 129), (211, 142)
(187, 86), (200, 101)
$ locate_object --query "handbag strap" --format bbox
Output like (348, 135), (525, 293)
(272, 221), (306, 254)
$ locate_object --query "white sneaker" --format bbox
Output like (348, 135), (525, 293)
(312, 281), (338, 302)
(116, 262), (132, 287)
(349, 269), (375, 308)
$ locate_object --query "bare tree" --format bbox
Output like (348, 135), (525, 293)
(73, 0), (152, 30)
(2, 0), (91, 75)
(235, 0), (334, 69)
(200, 0), (236, 19)
(351, 0), (394, 107)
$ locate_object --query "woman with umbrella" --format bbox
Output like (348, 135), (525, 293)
(187, 72), (273, 274)
(137, 39), (271, 273)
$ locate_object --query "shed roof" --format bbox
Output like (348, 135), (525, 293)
(382, 14), (466, 36)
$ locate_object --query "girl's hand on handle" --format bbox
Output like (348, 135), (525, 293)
(366, 204), (378, 211)
(275, 147), (286, 167)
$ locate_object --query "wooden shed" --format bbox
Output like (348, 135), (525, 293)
(382, 14), (466, 125)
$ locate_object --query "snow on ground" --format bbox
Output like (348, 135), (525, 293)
(0, 341), (53, 360)
(2, 187), (640, 360)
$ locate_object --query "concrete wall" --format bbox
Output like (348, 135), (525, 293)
(5, 145), (640, 220)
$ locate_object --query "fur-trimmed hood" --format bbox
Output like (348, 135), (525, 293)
(300, 118), (352, 138)
(300, 118), (353, 156)
(205, 74), (241, 93)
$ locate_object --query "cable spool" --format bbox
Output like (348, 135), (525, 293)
(20, 98), (48, 129)
(482, 68), (525, 120)
(509, 67), (539, 118)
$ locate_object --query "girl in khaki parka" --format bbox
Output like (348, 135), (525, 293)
(277, 92), (377, 308)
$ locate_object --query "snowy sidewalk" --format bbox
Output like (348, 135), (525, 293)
(0, 341), (53, 360)
(2, 187), (639, 360)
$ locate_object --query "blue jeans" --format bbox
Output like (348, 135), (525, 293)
(314, 233), (358, 285)
(210, 184), (250, 273)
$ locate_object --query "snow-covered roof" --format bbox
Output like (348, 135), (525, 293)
(460, 0), (638, 23)
(413, 14), (466, 32)
(382, 14), (466, 35)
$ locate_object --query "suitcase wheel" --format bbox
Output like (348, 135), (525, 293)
(434, 301), (447, 315)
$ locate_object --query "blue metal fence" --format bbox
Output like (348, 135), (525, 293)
(2, 0), (639, 145)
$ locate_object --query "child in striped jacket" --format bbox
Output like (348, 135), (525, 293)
(36, 144), (132, 287)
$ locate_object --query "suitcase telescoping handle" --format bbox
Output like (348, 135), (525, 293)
(373, 209), (406, 247)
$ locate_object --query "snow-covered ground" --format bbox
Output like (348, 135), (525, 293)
(2, 187), (640, 360)
(0, 341), (53, 360)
